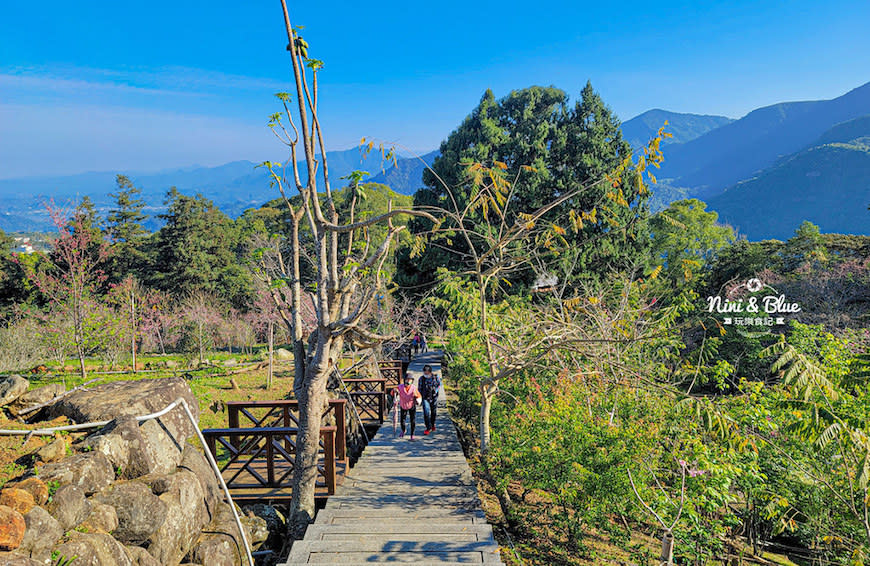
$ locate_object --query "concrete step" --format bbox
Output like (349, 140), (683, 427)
(280, 352), (506, 564)
(325, 498), (481, 512)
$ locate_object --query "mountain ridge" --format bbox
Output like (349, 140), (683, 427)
(620, 109), (734, 149)
(659, 81), (870, 196)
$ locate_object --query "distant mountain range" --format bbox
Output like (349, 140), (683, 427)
(657, 81), (870, 197)
(707, 115), (870, 240)
(3, 82), (870, 239)
(644, 81), (870, 239)
(0, 148), (432, 232)
(620, 110), (733, 149)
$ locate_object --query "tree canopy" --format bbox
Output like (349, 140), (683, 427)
(397, 82), (649, 296)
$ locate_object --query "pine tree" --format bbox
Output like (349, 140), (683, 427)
(151, 188), (252, 307)
(398, 82), (651, 295)
(105, 174), (149, 282)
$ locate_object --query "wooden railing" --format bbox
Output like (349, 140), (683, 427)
(377, 360), (403, 388)
(202, 426), (337, 501)
(343, 377), (387, 423)
(225, 399), (347, 462)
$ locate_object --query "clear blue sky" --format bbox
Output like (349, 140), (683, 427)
(1, 0), (869, 178)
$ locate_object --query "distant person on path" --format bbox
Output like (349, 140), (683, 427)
(396, 374), (422, 439)
(417, 364), (441, 434)
(420, 332), (427, 353)
(412, 331), (421, 354)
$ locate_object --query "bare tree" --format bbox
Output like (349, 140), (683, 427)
(255, 2), (438, 531)
(422, 149), (666, 454)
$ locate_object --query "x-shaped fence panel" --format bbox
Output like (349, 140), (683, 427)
(202, 426), (337, 502)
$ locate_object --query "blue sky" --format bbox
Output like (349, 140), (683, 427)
(1, 0), (869, 178)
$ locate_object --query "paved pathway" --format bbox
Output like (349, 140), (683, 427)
(283, 350), (505, 565)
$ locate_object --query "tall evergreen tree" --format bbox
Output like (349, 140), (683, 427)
(549, 81), (649, 286)
(0, 229), (30, 318)
(106, 174), (149, 282)
(397, 82), (649, 295)
(151, 188), (252, 307)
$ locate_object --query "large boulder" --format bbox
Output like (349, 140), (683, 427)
(8, 383), (65, 416)
(51, 532), (135, 566)
(47, 485), (90, 531)
(9, 478), (48, 506)
(80, 501), (119, 534)
(51, 378), (200, 472)
(0, 553), (41, 565)
(178, 443), (221, 519)
(33, 437), (67, 463)
(94, 481), (166, 545)
(146, 470), (208, 565)
(0, 505), (25, 551)
(17, 506), (63, 562)
(242, 504), (285, 550)
(0, 375), (29, 406)
(125, 545), (161, 566)
(37, 451), (114, 494)
(188, 502), (253, 566)
(274, 348), (292, 361)
(240, 513), (269, 550)
(0, 488), (35, 515)
(85, 415), (184, 477)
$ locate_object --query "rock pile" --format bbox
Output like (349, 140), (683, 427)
(0, 375), (269, 566)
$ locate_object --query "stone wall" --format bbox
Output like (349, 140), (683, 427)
(0, 376), (269, 566)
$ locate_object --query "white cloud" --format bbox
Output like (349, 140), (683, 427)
(0, 102), (281, 178)
(2, 64), (288, 96)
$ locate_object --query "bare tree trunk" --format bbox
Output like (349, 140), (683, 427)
(157, 325), (166, 355)
(130, 288), (137, 373)
(290, 336), (331, 534)
(77, 343), (87, 381)
(480, 381), (496, 453)
(198, 320), (204, 365)
(268, 322), (274, 390)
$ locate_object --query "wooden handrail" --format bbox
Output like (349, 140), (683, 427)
(202, 425), (338, 495)
(226, 399), (347, 462)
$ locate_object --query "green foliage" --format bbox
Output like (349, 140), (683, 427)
(105, 174), (149, 283)
(398, 82), (651, 296)
(649, 198), (735, 283)
(149, 188), (253, 308)
(51, 551), (77, 566)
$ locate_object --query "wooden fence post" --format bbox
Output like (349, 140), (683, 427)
(322, 428), (336, 495)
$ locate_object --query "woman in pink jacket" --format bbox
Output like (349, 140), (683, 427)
(395, 374), (422, 440)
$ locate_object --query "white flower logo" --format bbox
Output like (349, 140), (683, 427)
(746, 278), (763, 293)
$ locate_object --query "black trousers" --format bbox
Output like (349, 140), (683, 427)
(400, 406), (416, 435)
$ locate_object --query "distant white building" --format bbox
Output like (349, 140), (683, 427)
(13, 237), (34, 254)
(532, 272), (558, 293)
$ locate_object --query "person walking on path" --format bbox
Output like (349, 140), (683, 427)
(417, 364), (441, 435)
(412, 331), (421, 354)
(396, 374), (422, 439)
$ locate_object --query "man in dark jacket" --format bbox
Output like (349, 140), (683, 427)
(417, 364), (441, 434)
